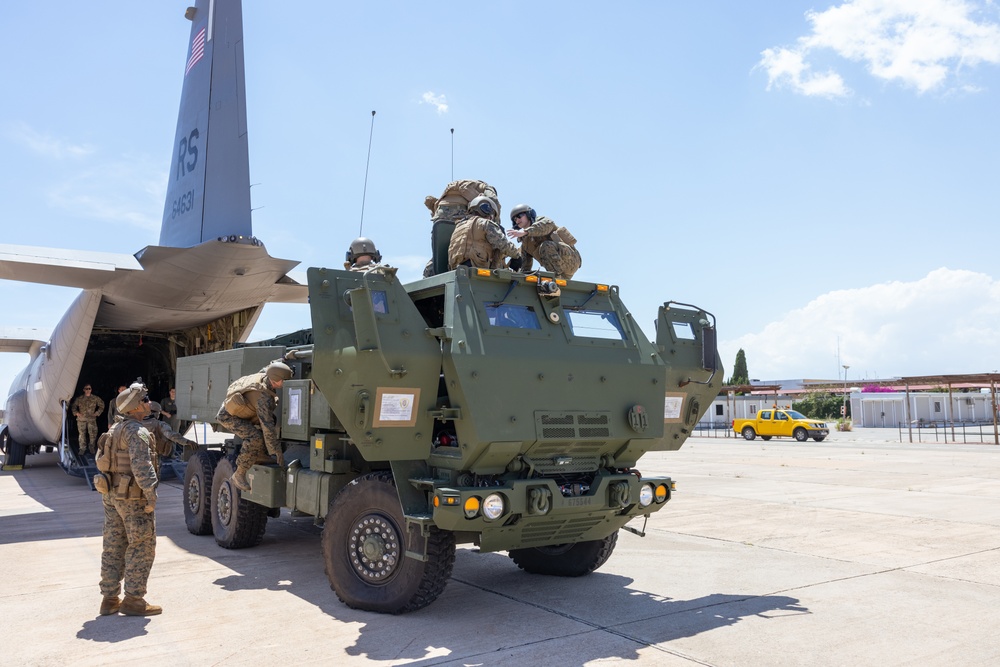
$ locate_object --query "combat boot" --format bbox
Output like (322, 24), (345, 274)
(121, 596), (162, 616)
(231, 469), (251, 491)
(99, 596), (121, 616)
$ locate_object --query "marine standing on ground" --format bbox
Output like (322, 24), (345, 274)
(71, 384), (105, 456)
(159, 387), (180, 433)
(216, 362), (293, 492)
(97, 382), (161, 616)
(506, 204), (582, 280)
(448, 196), (521, 271)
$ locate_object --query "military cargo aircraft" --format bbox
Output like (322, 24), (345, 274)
(0, 0), (306, 471)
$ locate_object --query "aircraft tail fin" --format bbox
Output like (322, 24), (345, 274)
(159, 0), (252, 248)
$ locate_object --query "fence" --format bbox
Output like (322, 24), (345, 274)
(898, 421), (1000, 444)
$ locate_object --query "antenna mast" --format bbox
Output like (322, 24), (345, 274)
(359, 110), (376, 236)
(450, 128), (454, 180)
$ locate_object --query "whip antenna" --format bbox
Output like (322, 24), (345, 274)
(450, 128), (454, 180)
(359, 110), (376, 235)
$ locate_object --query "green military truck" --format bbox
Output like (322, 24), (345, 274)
(175, 264), (721, 613)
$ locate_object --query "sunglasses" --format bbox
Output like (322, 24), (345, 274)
(84, 387), (92, 391)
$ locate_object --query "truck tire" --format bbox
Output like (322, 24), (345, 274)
(742, 426), (756, 441)
(184, 449), (221, 536)
(760, 436), (772, 441)
(813, 436), (826, 442)
(509, 530), (619, 577)
(793, 428), (808, 442)
(322, 471), (456, 614)
(211, 455), (268, 549)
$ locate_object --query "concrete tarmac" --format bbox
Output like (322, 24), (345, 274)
(1, 428), (998, 666)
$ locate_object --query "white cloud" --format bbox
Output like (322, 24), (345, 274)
(6, 121), (94, 159)
(758, 0), (1000, 97)
(420, 91), (449, 114)
(47, 157), (165, 232)
(720, 268), (1000, 380)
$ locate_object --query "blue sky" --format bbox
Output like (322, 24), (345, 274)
(1, 0), (999, 394)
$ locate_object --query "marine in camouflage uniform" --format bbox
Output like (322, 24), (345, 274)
(71, 385), (105, 455)
(144, 402), (197, 470)
(448, 195), (520, 271)
(507, 204), (582, 280)
(424, 179), (499, 277)
(108, 385), (127, 428)
(98, 383), (161, 616)
(159, 388), (180, 433)
(343, 237), (387, 273)
(216, 362), (294, 492)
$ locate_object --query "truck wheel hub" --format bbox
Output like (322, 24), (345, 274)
(349, 515), (400, 582)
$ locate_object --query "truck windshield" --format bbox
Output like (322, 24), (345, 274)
(785, 410), (809, 420)
(565, 309), (625, 340)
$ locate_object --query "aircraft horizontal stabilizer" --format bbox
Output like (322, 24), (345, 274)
(0, 243), (141, 290)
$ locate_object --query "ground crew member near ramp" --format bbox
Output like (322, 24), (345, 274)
(159, 387), (179, 432)
(344, 237), (385, 272)
(71, 383), (104, 456)
(448, 196), (520, 271)
(95, 382), (161, 616)
(108, 384), (127, 428)
(217, 362), (293, 492)
(506, 204), (582, 280)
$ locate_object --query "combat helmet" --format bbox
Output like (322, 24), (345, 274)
(509, 203), (536, 226)
(116, 381), (149, 415)
(147, 401), (162, 419)
(345, 237), (382, 264)
(265, 361), (294, 383)
(468, 195), (500, 221)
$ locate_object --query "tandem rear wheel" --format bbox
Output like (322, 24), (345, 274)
(321, 471), (456, 614)
(211, 454), (268, 549)
(183, 449), (222, 535)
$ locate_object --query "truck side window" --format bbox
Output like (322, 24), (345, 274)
(776, 412), (788, 421)
(761, 410), (771, 419)
(565, 309), (625, 340)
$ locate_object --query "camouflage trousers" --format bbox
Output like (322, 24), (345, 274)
(77, 419), (99, 453)
(100, 494), (156, 598)
(534, 241), (581, 280)
(217, 410), (267, 474)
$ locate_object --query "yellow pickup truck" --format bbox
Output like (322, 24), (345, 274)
(732, 409), (829, 442)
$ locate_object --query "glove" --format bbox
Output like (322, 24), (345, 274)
(508, 257), (523, 272)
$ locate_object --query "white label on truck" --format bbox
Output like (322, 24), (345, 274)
(373, 387), (421, 427)
(664, 395), (683, 420)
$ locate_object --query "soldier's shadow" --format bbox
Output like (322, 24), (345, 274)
(76, 616), (151, 642)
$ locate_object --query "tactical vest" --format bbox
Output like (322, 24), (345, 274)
(436, 180), (496, 212)
(223, 372), (268, 422)
(94, 421), (146, 499)
(449, 217), (504, 269)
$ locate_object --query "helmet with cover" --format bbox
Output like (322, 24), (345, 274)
(468, 195), (500, 221)
(345, 237), (382, 264)
(509, 203), (536, 227)
(116, 381), (149, 414)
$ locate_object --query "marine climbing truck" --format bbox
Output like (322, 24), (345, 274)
(176, 264), (722, 614)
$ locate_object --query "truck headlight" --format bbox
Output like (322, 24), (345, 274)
(638, 484), (654, 507)
(482, 493), (506, 521)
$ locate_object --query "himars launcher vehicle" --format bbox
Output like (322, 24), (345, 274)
(177, 263), (723, 613)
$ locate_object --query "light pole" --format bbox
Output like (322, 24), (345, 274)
(842, 365), (850, 421)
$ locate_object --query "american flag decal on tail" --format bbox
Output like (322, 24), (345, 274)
(185, 27), (206, 76)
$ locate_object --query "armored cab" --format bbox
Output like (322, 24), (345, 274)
(177, 264), (721, 614)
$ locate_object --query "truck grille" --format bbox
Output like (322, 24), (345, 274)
(519, 517), (604, 546)
(537, 412), (611, 439)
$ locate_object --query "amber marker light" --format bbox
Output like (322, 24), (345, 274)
(596, 284), (609, 292)
(654, 484), (668, 503)
(476, 268), (491, 277)
(464, 496), (481, 518)
(555, 279), (567, 286)
(525, 275), (539, 283)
